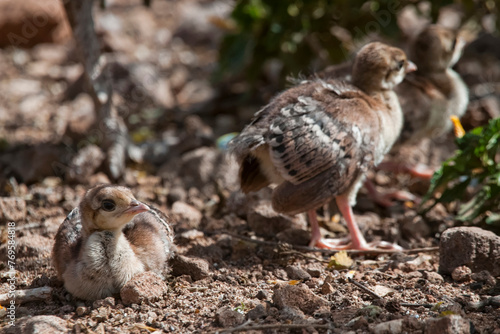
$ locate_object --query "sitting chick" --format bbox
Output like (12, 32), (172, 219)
(52, 184), (175, 300)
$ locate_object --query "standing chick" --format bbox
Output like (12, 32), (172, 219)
(53, 184), (175, 300)
(395, 24), (468, 147)
(321, 25), (468, 179)
(230, 42), (416, 250)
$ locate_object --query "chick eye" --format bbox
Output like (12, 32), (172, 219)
(396, 60), (405, 70)
(101, 199), (116, 212)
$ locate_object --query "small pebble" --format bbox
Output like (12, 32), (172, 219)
(76, 306), (88, 316)
(321, 282), (334, 295)
(255, 290), (269, 300)
(451, 266), (472, 282)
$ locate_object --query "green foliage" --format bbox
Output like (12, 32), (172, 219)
(217, 0), (403, 86)
(421, 118), (500, 226)
(216, 0), (498, 89)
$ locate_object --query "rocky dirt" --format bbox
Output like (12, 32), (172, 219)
(1, 0), (500, 333)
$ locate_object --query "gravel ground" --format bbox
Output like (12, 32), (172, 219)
(1, 0), (500, 333)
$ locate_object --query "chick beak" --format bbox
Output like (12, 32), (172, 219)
(405, 61), (417, 73)
(123, 200), (149, 215)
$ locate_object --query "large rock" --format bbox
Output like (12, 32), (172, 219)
(170, 254), (210, 281)
(216, 306), (245, 328)
(66, 145), (105, 184)
(120, 272), (168, 306)
(0, 197), (26, 222)
(0, 145), (70, 184)
(0, 234), (53, 262)
(246, 304), (267, 320)
(16, 235), (53, 258)
(178, 145), (216, 183)
(171, 201), (202, 229)
(10, 315), (69, 334)
(285, 265), (311, 281)
(439, 227), (500, 276)
(425, 315), (470, 334)
(247, 201), (307, 237)
(371, 319), (404, 334)
(0, 0), (70, 47)
(272, 283), (328, 315)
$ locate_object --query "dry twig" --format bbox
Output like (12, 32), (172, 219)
(348, 278), (383, 300)
(224, 231), (439, 255)
(0, 286), (52, 305)
(401, 303), (434, 308)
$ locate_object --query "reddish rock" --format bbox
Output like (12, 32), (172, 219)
(439, 227), (500, 276)
(177, 142), (216, 183)
(451, 266), (472, 282)
(276, 228), (310, 245)
(16, 315), (68, 334)
(0, 197), (26, 222)
(247, 201), (307, 237)
(62, 94), (96, 140)
(32, 43), (69, 64)
(16, 235), (53, 258)
(170, 254), (210, 281)
(87, 173), (111, 187)
(305, 263), (323, 278)
(216, 306), (245, 327)
(166, 186), (187, 204)
(279, 306), (305, 321)
(0, 234), (53, 262)
(372, 319), (404, 334)
(0, 145), (70, 183)
(171, 201), (202, 229)
(255, 290), (269, 300)
(425, 315), (471, 334)
(92, 296), (116, 309)
(0, 0), (70, 48)
(272, 283), (328, 315)
(321, 283), (334, 295)
(120, 272), (168, 306)
(423, 271), (444, 284)
(66, 145), (105, 184)
(285, 265), (311, 281)
(471, 270), (497, 286)
(246, 303), (267, 320)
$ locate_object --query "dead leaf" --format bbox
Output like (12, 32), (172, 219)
(372, 285), (396, 297)
(133, 324), (158, 332)
(328, 251), (354, 270)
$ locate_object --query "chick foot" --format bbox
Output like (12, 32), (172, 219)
(313, 237), (402, 251)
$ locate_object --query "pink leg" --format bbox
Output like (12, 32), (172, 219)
(364, 179), (420, 207)
(307, 196), (403, 251)
(307, 210), (350, 249)
(335, 195), (369, 250)
(308, 210), (322, 248)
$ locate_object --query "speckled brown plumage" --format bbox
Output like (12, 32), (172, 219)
(52, 184), (175, 300)
(231, 42), (415, 250)
(320, 25), (468, 147)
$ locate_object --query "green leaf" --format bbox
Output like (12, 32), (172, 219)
(486, 212), (500, 226)
(423, 117), (500, 228)
(438, 178), (471, 204)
